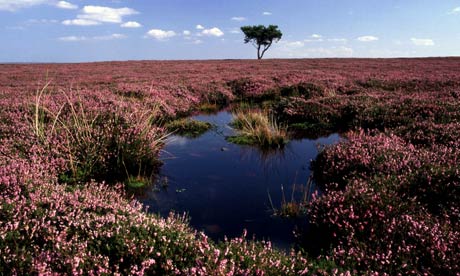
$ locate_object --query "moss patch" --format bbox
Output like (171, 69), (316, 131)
(226, 135), (254, 145)
(166, 118), (213, 138)
(125, 176), (149, 189)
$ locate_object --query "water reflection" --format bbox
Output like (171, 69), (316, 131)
(137, 110), (340, 249)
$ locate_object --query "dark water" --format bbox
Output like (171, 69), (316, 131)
(137, 110), (340, 249)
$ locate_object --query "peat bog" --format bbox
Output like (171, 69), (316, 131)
(137, 108), (340, 249)
(1, 58), (459, 275)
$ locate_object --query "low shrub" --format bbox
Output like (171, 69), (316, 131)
(0, 155), (343, 275)
(280, 82), (325, 99)
(306, 130), (460, 274)
(228, 78), (277, 102)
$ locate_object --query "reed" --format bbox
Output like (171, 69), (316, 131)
(228, 109), (288, 148)
(269, 174), (315, 218)
(32, 85), (169, 184)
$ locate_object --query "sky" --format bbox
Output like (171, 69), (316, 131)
(0, 0), (459, 62)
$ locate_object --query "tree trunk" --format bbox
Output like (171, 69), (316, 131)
(259, 42), (272, 60)
(257, 45), (261, 59)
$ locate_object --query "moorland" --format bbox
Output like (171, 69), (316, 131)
(1, 58), (459, 275)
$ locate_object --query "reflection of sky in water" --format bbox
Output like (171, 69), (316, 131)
(137, 111), (340, 249)
(167, 136), (189, 146)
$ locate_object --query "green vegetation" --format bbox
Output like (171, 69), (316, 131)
(198, 102), (221, 113)
(166, 118), (212, 138)
(228, 110), (288, 148)
(289, 122), (332, 132)
(125, 175), (149, 189)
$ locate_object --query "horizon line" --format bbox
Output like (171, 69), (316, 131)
(1, 56), (459, 65)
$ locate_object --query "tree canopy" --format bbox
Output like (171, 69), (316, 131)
(241, 25), (282, 59)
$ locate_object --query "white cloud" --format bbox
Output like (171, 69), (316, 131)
(77, 5), (138, 23)
(281, 41), (305, 48)
(94, 33), (126, 40)
(202, 27), (224, 37)
(357, 35), (379, 42)
(231, 16), (246, 21)
(58, 35), (86, 41)
(27, 19), (58, 24)
(196, 24), (204, 30)
(192, 39), (203, 44)
(62, 5), (138, 26)
(449, 7), (460, 14)
(121, 21), (142, 28)
(0, 0), (48, 11)
(304, 34), (324, 42)
(274, 41), (353, 58)
(62, 19), (100, 26)
(262, 11), (272, 16)
(316, 46), (353, 57)
(328, 38), (348, 43)
(146, 29), (176, 40)
(56, 1), (77, 9)
(5, 26), (26, 30)
(183, 30), (191, 36)
(367, 49), (416, 58)
(229, 29), (240, 34)
(58, 33), (126, 42)
(410, 38), (434, 46)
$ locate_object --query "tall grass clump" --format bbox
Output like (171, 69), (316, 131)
(228, 109), (288, 148)
(31, 86), (169, 185)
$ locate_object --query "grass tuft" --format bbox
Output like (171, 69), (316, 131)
(32, 87), (168, 185)
(269, 175), (315, 218)
(228, 110), (288, 148)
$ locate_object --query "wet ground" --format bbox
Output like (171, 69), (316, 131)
(137, 110), (340, 249)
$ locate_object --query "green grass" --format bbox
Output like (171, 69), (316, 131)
(125, 175), (149, 189)
(226, 135), (254, 145)
(166, 118), (212, 138)
(198, 103), (221, 113)
(228, 110), (288, 148)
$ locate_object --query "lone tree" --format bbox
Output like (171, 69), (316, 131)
(241, 25), (282, 59)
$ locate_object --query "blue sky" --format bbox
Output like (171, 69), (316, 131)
(1, 0), (459, 62)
